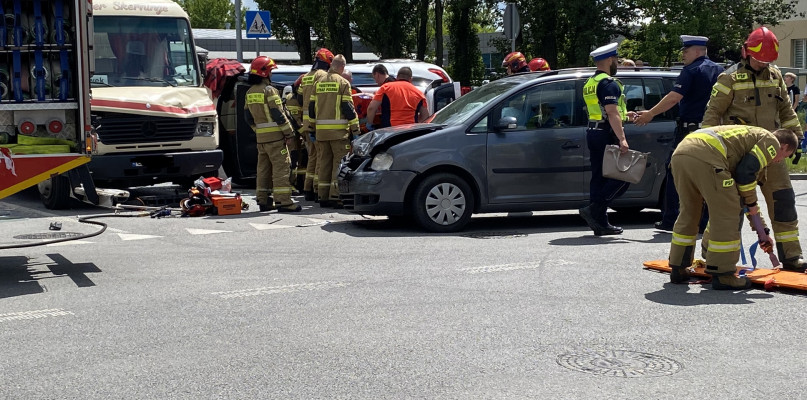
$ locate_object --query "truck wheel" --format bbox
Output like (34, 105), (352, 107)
(37, 175), (72, 210)
(412, 173), (474, 233)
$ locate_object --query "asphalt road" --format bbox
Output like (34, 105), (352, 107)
(2, 183), (807, 398)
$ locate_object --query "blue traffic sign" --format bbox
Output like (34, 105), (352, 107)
(245, 11), (271, 38)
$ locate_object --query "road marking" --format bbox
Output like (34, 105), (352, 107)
(186, 228), (233, 235)
(249, 222), (293, 230)
(460, 260), (574, 274)
(0, 308), (74, 323)
(117, 233), (163, 241)
(45, 240), (93, 247)
(212, 281), (349, 299)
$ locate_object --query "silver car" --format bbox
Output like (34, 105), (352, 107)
(338, 69), (680, 232)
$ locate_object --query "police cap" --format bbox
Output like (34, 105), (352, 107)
(590, 43), (618, 62)
(680, 35), (708, 49)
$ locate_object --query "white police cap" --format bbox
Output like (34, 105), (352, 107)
(590, 43), (618, 62)
(680, 35), (708, 48)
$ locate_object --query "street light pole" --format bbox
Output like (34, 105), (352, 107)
(235, 0), (243, 61)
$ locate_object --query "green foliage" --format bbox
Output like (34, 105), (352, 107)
(352, 0), (419, 58)
(445, 0), (487, 85)
(177, 0), (235, 29)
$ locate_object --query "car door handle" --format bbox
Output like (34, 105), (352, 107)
(657, 136), (674, 143)
(561, 141), (580, 149)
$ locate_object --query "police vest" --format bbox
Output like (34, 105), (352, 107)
(583, 73), (627, 122)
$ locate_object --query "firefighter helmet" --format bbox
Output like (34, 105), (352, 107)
(249, 56), (277, 78)
(529, 57), (551, 71)
(315, 48), (335, 64)
(502, 52), (528, 71)
(743, 27), (779, 63)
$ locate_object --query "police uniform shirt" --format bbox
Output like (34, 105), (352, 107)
(592, 70), (621, 131)
(671, 56), (723, 123)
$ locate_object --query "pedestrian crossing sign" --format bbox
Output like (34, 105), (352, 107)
(246, 11), (272, 38)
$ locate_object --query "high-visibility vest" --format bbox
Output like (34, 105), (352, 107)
(583, 72), (626, 122)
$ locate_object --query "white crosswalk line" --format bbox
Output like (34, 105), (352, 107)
(249, 223), (293, 230)
(117, 233), (163, 241)
(186, 228), (232, 235)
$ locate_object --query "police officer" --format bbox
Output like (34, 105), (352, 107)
(310, 54), (361, 207)
(299, 48), (334, 201)
(244, 56), (300, 212)
(579, 42), (638, 236)
(502, 52), (530, 75)
(669, 125), (798, 289)
(702, 27), (806, 272)
(635, 35), (723, 231)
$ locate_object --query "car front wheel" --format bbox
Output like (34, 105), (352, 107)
(412, 173), (474, 233)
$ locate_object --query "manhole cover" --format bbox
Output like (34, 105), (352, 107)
(462, 231), (527, 239)
(557, 350), (682, 378)
(14, 232), (84, 240)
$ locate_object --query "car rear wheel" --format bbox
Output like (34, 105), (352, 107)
(412, 173), (474, 233)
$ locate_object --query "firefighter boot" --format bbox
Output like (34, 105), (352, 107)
(710, 273), (752, 290)
(782, 257), (807, 273)
(276, 202), (302, 213)
(670, 266), (691, 284)
(258, 196), (275, 212)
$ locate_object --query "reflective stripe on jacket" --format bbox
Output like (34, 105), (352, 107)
(312, 70), (360, 141)
(245, 80), (292, 143)
(583, 72), (627, 122)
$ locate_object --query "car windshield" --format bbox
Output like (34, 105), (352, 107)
(428, 76), (531, 125)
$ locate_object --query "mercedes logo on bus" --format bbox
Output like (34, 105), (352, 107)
(141, 121), (158, 137)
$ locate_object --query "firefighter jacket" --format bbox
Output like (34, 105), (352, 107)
(245, 79), (293, 144)
(311, 69), (360, 141)
(674, 125), (780, 207)
(703, 61), (803, 134)
(284, 91), (303, 134)
(298, 69), (328, 132)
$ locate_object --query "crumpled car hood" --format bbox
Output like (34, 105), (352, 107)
(91, 87), (216, 116)
(359, 123), (444, 150)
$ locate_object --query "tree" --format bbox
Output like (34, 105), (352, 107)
(352, 0), (419, 58)
(624, 0), (803, 66)
(435, 0), (444, 66)
(178, 0), (235, 29)
(445, 0), (487, 85)
(256, 0), (318, 64)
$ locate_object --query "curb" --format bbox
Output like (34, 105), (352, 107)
(791, 174), (807, 180)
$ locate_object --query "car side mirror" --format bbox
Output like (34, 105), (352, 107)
(496, 116), (518, 130)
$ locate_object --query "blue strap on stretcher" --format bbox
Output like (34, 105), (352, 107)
(0, 1), (6, 47)
(55, 0), (69, 100)
(32, 0), (46, 101)
(12, 0), (22, 101)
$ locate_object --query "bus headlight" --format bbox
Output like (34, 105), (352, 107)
(195, 122), (214, 136)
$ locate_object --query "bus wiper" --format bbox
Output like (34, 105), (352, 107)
(122, 76), (177, 87)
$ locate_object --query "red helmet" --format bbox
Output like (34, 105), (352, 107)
(529, 57), (551, 71)
(315, 48), (335, 64)
(743, 27), (779, 63)
(249, 56), (277, 78)
(502, 52), (528, 71)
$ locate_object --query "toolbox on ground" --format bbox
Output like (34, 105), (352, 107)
(211, 194), (241, 215)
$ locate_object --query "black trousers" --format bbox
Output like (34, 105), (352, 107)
(586, 127), (629, 224)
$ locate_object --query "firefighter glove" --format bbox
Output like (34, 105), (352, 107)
(309, 133), (316, 142)
(793, 138), (804, 164)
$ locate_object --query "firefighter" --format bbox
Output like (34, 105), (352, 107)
(284, 75), (307, 191)
(702, 27), (807, 272)
(634, 35), (724, 232)
(244, 56), (300, 212)
(669, 125), (798, 289)
(502, 52), (530, 75)
(578, 42), (638, 236)
(528, 57), (551, 72)
(310, 54), (361, 207)
(299, 48), (334, 201)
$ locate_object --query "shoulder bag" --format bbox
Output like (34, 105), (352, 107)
(602, 144), (649, 184)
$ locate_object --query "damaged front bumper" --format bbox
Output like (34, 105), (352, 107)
(337, 155), (416, 216)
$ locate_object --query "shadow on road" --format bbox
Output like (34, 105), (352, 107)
(324, 209), (663, 238)
(0, 254), (101, 299)
(644, 282), (774, 306)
